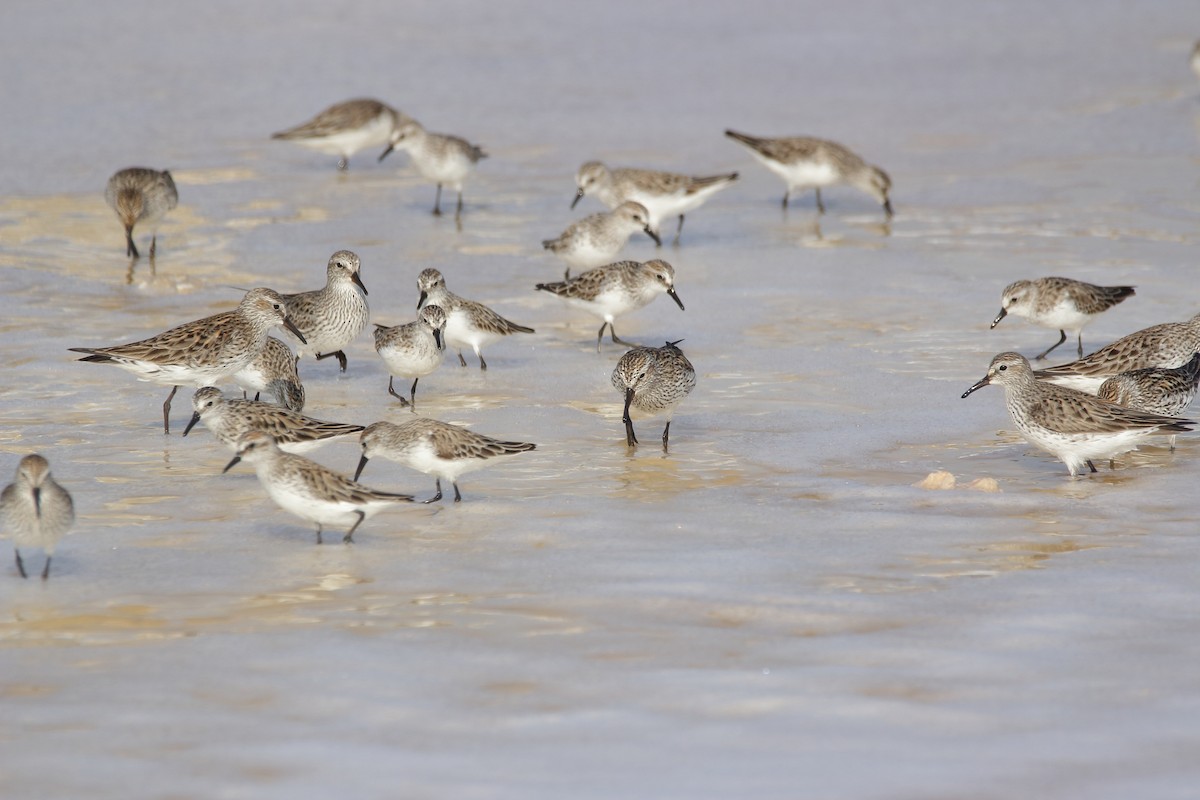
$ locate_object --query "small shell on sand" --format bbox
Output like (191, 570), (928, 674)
(964, 477), (1001, 492)
(914, 470), (956, 490)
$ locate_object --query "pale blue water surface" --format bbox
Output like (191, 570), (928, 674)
(3, 1), (1200, 798)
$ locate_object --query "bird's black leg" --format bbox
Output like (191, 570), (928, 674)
(41, 556), (51, 580)
(423, 479), (444, 504)
(452, 482), (462, 502)
(162, 385), (178, 435)
(433, 184), (443, 216)
(387, 376), (410, 405)
(609, 325), (634, 347)
(673, 214), (685, 245)
(409, 378), (419, 412)
(15, 549), (27, 579)
(815, 188), (825, 214)
(343, 512), (365, 544)
(623, 388), (638, 447)
(126, 226), (139, 259)
(1086, 460), (1098, 473)
(1035, 331), (1068, 361)
(315, 525), (323, 545)
(457, 351), (468, 368)
(1075, 334), (1084, 358)
(316, 350), (348, 372)
(479, 353), (488, 371)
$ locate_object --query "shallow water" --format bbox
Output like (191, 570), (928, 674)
(4, 1), (1200, 798)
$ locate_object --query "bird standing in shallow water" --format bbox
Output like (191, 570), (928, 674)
(542, 201), (661, 279)
(611, 340), (696, 451)
(271, 98), (408, 170)
(571, 161), (738, 245)
(416, 268), (534, 371)
(535, 259), (685, 351)
(379, 119), (486, 222)
(280, 250), (370, 374)
(70, 288), (306, 434)
(373, 304), (447, 410)
(962, 351), (1193, 476)
(223, 431), (412, 544)
(105, 167), (178, 259)
(355, 419), (536, 503)
(2, 454), (74, 580)
(725, 130), (892, 218)
(990, 277), (1135, 360)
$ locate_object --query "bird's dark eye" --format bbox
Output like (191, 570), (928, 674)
(998, 365), (1007, 371)
(273, 303), (282, 311)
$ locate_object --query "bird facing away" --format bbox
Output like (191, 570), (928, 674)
(571, 161), (738, 244)
(991, 277), (1135, 360)
(1033, 312), (1200, 394)
(1097, 352), (1200, 450)
(183, 387), (364, 454)
(223, 431), (412, 544)
(378, 118), (487, 221)
(271, 98), (408, 170)
(280, 249), (370, 373)
(962, 351), (1193, 476)
(416, 268), (534, 370)
(70, 288), (306, 434)
(611, 340), (697, 451)
(105, 167), (178, 259)
(356, 418), (536, 503)
(542, 201), (661, 277)
(373, 304), (447, 410)
(231, 336), (305, 411)
(725, 130), (892, 217)
(2, 454), (74, 580)
(535, 259), (685, 350)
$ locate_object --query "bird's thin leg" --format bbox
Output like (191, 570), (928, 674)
(316, 350), (348, 372)
(162, 385), (179, 435)
(595, 322), (608, 352)
(457, 351), (468, 368)
(433, 184), (443, 216)
(815, 188), (825, 214)
(315, 525), (323, 545)
(662, 421), (671, 452)
(409, 378), (419, 412)
(478, 352), (488, 371)
(1035, 331), (1068, 361)
(673, 214), (685, 245)
(149, 235), (158, 259)
(126, 226), (139, 259)
(1086, 460), (1098, 473)
(387, 376), (411, 406)
(883, 198), (894, 218)
(343, 512), (365, 544)
(423, 479), (444, 504)
(1076, 333), (1084, 358)
(781, 191), (790, 209)
(609, 325), (635, 347)
(452, 482), (462, 503)
(41, 556), (51, 581)
(455, 191), (464, 221)
(15, 549), (27, 579)
(623, 388), (638, 447)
